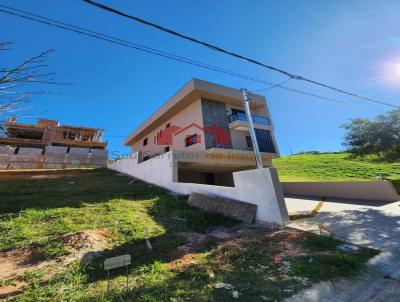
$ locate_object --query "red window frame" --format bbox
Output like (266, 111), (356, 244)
(185, 134), (200, 147)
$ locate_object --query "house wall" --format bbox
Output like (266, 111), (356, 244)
(129, 98), (276, 158)
(131, 98), (205, 158)
(201, 98), (232, 149)
(230, 129), (251, 151)
(226, 104), (267, 117)
(108, 150), (289, 225)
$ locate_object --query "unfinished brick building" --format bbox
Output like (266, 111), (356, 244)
(0, 117), (108, 169)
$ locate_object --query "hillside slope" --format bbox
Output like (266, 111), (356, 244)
(273, 153), (400, 189)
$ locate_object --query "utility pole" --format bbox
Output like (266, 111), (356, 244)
(241, 88), (263, 169)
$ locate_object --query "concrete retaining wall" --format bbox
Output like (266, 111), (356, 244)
(0, 146), (16, 155)
(281, 181), (399, 202)
(108, 151), (289, 225)
(0, 146), (107, 169)
(45, 146), (68, 154)
(18, 147), (43, 156)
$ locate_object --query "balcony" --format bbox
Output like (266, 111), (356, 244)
(228, 112), (271, 131)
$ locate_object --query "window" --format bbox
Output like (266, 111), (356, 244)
(246, 136), (253, 148)
(143, 138), (148, 146)
(164, 146), (170, 153)
(166, 123), (170, 128)
(185, 134), (200, 147)
(255, 129), (276, 153)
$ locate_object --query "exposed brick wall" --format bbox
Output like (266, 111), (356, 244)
(201, 98), (233, 150)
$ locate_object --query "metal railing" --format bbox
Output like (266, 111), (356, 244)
(228, 112), (271, 126)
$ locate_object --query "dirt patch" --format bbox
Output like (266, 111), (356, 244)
(61, 230), (110, 252)
(169, 227), (309, 274)
(0, 230), (110, 299)
(167, 253), (199, 271)
(264, 229), (308, 262)
(0, 249), (54, 299)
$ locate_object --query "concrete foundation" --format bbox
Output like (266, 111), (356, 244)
(69, 147), (90, 155)
(282, 181), (399, 202)
(108, 151), (289, 224)
(18, 147), (43, 155)
(45, 146), (68, 154)
(0, 145), (16, 155)
(0, 146), (107, 170)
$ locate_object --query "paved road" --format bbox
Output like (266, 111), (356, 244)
(284, 198), (400, 302)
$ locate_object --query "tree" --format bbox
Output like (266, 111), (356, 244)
(342, 109), (400, 161)
(0, 42), (60, 120)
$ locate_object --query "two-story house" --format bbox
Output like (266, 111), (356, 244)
(124, 79), (279, 187)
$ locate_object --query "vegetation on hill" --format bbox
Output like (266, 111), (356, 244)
(342, 109), (400, 162)
(0, 169), (377, 301)
(273, 152), (400, 191)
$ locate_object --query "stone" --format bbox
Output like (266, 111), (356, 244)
(178, 232), (207, 244)
(207, 227), (238, 240)
(187, 192), (257, 224)
(215, 283), (234, 290)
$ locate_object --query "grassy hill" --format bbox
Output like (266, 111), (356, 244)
(0, 169), (378, 301)
(273, 153), (400, 191)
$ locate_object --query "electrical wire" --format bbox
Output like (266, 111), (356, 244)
(0, 4), (389, 110)
(83, 0), (400, 109)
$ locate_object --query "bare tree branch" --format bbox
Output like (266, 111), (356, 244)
(0, 42), (65, 118)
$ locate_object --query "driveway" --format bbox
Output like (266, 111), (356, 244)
(284, 197), (400, 302)
(286, 197), (400, 250)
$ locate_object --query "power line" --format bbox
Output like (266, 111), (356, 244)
(0, 6), (279, 86)
(0, 5), (388, 112)
(0, 5), (353, 107)
(251, 79), (292, 93)
(83, 0), (400, 109)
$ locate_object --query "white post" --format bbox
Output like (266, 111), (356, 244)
(241, 88), (263, 169)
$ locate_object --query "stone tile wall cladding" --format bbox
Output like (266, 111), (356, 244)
(0, 146), (108, 170)
(187, 192), (257, 224)
(201, 98), (233, 149)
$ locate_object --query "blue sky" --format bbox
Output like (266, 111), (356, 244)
(1, 0), (400, 157)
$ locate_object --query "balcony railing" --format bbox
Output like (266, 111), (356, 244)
(228, 112), (271, 126)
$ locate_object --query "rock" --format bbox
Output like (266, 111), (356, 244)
(187, 192), (257, 224)
(177, 245), (193, 253)
(207, 227), (238, 240)
(178, 232), (207, 244)
(232, 291), (239, 299)
(338, 244), (359, 252)
(80, 251), (102, 265)
(215, 283), (235, 290)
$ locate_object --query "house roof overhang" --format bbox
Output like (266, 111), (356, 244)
(124, 78), (267, 146)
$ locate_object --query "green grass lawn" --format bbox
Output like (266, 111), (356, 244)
(273, 153), (400, 192)
(0, 169), (378, 301)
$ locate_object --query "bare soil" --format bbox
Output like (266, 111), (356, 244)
(0, 230), (110, 299)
